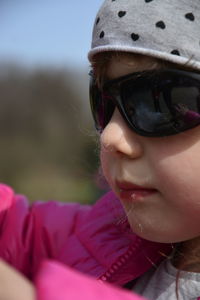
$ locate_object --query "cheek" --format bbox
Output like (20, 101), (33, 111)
(100, 148), (116, 190)
(149, 129), (200, 190)
(100, 148), (110, 179)
(152, 150), (200, 201)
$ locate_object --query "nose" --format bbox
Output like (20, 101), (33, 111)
(100, 108), (144, 158)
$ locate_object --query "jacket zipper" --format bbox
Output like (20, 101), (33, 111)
(98, 237), (142, 282)
(98, 241), (200, 300)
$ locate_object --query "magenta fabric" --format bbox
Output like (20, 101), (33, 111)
(0, 183), (174, 299)
(36, 260), (146, 300)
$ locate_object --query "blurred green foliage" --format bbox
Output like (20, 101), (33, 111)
(0, 63), (106, 203)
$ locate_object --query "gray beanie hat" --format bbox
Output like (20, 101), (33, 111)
(88, 0), (200, 70)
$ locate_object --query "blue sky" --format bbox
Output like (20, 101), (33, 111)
(0, 0), (103, 68)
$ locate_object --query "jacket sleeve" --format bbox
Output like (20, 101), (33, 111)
(35, 260), (147, 300)
(0, 184), (148, 300)
(0, 183), (91, 278)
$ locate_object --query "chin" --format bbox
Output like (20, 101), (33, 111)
(127, 217), (183, 244)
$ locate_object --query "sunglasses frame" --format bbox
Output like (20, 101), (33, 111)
(89, 68), (200, 137)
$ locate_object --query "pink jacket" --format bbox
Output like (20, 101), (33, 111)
(0, 184), (173, 299)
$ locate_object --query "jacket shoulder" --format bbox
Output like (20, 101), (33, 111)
(0, 184), (122, 278)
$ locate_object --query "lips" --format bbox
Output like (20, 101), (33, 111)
(116, 181), (157, 202)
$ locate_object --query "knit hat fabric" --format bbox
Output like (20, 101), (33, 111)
(88, 0), (200, 70)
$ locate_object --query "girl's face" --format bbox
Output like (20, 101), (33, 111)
(100, 55), (200, 243)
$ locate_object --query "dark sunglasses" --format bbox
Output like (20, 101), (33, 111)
(89, 68), (200, 137)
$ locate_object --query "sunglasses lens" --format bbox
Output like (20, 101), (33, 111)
(121, 72), (200, 136)
(90, 78), (115, 132)
(90, 70), (200, 137)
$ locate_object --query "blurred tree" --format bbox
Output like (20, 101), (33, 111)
(0, 64), (104, 203)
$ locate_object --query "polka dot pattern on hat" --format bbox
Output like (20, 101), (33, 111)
(89, 0), (200, 71)
(131, 33), (140, 41)
(185, 12), (195, 21)
(155, 21), (166, 29)
(171, 50), (180, 56)
(96, 17), (100, 25)
(118, 11), (126, 18)
(99, 31), (105, 39)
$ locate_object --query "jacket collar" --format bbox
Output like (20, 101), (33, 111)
(78, 191), (172, 285)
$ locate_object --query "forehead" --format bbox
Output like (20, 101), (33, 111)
(106, 54), (161, 79)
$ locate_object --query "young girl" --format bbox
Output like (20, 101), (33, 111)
(1, 0), (200, 299)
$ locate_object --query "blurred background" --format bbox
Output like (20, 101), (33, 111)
(0, 0), (107, 203)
